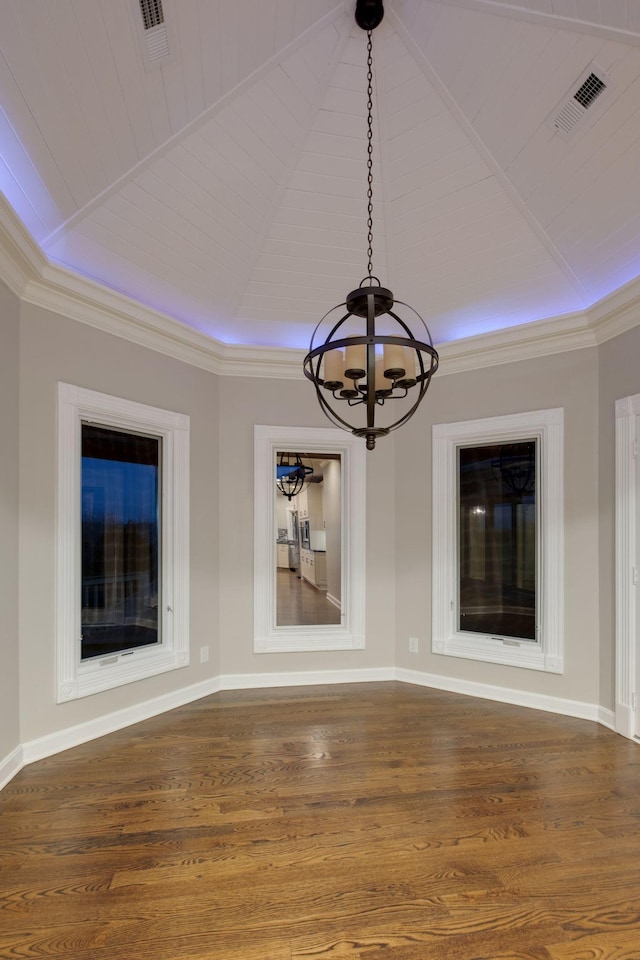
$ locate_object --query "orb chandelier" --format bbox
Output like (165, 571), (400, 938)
(303, 0), (439, 451)
(276, 451), (314, 501)
(493, 442), (536, 497)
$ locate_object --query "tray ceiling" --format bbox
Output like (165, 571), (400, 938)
(2, 0), (640, 350)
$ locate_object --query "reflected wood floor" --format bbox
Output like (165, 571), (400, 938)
(276, 568), (341, 626)
(2, 682), (640, 959)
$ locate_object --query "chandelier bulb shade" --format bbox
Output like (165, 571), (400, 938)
(303, 4), (439, 450)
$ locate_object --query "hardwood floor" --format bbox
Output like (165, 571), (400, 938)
(276, 568), (341, 626)
(2, 682), (640, 959)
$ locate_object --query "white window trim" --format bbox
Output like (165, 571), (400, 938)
(56, 382), (190, 701)
(615, 393), (640, 740)
(432, 408), (564, 673)
(254, 425), (366, 653)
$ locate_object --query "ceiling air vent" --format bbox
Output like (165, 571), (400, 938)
(131, 0), (173, 70)
(139, 0), (164, 30)
(547, 64), (614, 141)
(574, 72), (606, 109)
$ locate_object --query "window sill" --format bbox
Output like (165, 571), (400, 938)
(434, 633), (562, 673)
(59, 647), (190, 701)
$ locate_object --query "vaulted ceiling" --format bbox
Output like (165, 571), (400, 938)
(2, 0), (640, 352)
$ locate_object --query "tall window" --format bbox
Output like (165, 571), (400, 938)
(57, 384), (190, 701)
(458, 440), (537, 642)
(432, 409), (563, 674)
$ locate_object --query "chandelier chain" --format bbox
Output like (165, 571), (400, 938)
(366, 29), (374, 280)
(303, 4), (440, 451)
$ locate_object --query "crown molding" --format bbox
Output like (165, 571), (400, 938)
(435, 309), (596, 376)
(587, 275), (640, 346)
(26, 264), (224, 373)
(0, 198), (46, 297)
(25, 259), (307, 380)
(1, 192), (639, 381)
(212, 344), (307, 380)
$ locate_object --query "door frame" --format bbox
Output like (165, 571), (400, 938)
(615, 394), (640, 739)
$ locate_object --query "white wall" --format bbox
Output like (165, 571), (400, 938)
(598, 323), (640, 710)
(217, 375), (396, 677)
(6, 286), (640, 764)
(0, 280), (20, 764)
(18, 302), (220, 743)
(393, 346), (601, 707)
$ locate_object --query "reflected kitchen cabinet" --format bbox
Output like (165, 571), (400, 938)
(300, 547), (327, 589)
(297, 484), (323, 527)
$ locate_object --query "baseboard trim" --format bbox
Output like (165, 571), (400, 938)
(395, 667), (604, 723)
(21, 676), (222, 768)
(219, 667), (394, 691)
(614, 702), (635, 739)
(0, 745), (23, 791)
(1, 669), (625, 792)
(326, 593), (342, 611)
(598, 706), (616, 731)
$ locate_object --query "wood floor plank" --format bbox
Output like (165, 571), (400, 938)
(1, 682), (639, 959)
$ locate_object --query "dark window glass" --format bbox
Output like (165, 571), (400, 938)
(458, 440), (536, 641)
(81, 424), (160, 660)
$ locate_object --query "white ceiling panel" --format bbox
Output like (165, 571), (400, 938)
(233, 23), (390, 346)
(3, 0), (640, 350)
(377, 22), (581, 340)
(0, 105), (63, 240)
(45, 17), (345, 340)
(459, 0), (640, 37)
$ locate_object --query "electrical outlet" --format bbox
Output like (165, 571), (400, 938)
(200, 645), (209, 664)
(408, 636), (419, 654)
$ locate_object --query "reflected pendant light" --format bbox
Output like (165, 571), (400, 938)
(276, 451), (314, 501)
(493, 442), (536, 497)
(303, 0), (439, 450)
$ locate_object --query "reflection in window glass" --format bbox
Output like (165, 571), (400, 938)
(275, 452), (342, 627)
(458, 440), (537, 641)
(81, 424), (160, 660)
